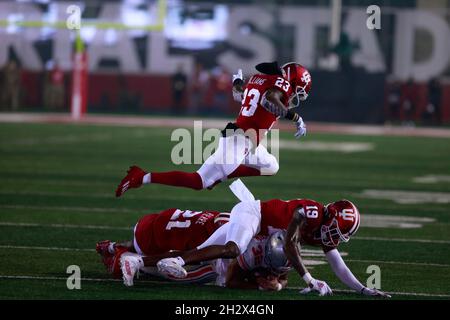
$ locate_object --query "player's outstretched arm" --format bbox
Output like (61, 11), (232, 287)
(261, 89), (307, 138)
(325, 249), (391, 298)
(284, 214), (332, 296)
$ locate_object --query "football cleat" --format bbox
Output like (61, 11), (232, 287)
(120, 253), (142, 287)
(96, 240), (114, 270)
(109, 246), (129, 278)
(157, 257), (188, 279)
(115, 165), (147, 197)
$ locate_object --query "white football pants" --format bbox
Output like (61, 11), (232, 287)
(196, 134), (279, 189)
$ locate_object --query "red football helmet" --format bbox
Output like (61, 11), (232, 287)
(281, 62), (312, 107)
(321, 200), (360, 247)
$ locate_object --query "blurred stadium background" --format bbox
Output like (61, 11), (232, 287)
(1, 0), (450, 301)
(0, 0), (449, 124)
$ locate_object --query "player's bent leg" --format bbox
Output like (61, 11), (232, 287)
(245, 144), (279, 176)
(157, 224), (234, 279)
(197, 135), (253, 189)
(157, 243), (239, 279)
(227, 165), (261, 179)
(225, 200), (261, 254)
(148, 171), (203, 190)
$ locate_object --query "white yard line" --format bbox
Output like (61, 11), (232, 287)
(279, 140), (374, 153)
(0, 274), (448, 298)
(2, 113), (450, 138)
(0, 190), (230, 203)
(357, 189), (450, 204)
(344, 259), (450, 268)
(0, 222), (131, 231)
(2, 245), (450, 268)
(354, 236), (450, 244)
(0, 245), (95, 252)
(2, 221), (449, 245)
(0, 204), (138, 214)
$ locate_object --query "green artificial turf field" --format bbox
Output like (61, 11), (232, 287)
(0, 121), (449, 300)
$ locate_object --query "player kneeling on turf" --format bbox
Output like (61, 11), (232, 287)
(97, 229), (291, 291)
(156, 180), (391, 298)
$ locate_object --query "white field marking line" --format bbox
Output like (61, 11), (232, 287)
(0, 178), (111, 188)
(1, 220), (449, 245)
(2, 112), (450, 138)
(285, 286), (450, 298)
(0, 204), (139, 214)
(361, 214), (435, 229)
(2, 133), (112, 146)
(0, 190), (231, 203)
(343, 258), (450, 268)
(357, 189), (450, 204)
(0, 245), (95, 252)
(279, 140), (374, 153)
(2, 245), (450, 268)
(0, 222), (132, 231)
(0, 274), (449, 298)
(413, 175), (450, 184)
(354, 236), (450, 244)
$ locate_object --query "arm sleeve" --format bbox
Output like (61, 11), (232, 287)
(325, 249), (365, 292)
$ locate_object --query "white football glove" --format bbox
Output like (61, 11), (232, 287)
(294, 117), (307, 138)
(300, 278), (333, 296)
(232, 68), (243, 84)
(362, 287), (392, 298)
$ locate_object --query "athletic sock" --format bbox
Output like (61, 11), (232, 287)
(151, 171), (203, 190)
(108, 242), (116, 254)
(228, 165), (261, 178)
(143, 173), (151, 184)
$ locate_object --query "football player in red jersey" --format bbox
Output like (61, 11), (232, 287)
(157, 180), (391, 298)
(115, 61), (311, 196)
(99, 226), (291, 291)
(96, 207), (230, 286)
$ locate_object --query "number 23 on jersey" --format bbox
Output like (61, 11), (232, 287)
(240, 77), (290, 117)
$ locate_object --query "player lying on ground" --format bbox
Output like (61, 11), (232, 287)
(96, 206), (291, 291)
(115, 61), (311, 195)
(156, 180), (391, 298)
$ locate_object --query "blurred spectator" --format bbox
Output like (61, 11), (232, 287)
(400, 79), (417, 126)
(189, 62), (209, 114)
(45, 60), (65, 110)
(385, 80), (402, 123)
(171, 64), (187, 114)
(332, 32), (358, 73)
(423, 78), (442, 124)
(118, 74), (140, 112)
(211, 65), (232, 114)
(0, 59), (21, 110)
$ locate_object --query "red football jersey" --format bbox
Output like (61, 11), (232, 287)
(260, 199), (329, 248)
(134, 208), (229, 255)
(236, 74), (292, 143)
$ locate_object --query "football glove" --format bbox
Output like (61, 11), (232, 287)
(232, 68), (243, 85)
(294, 116), (307, 138)
(362, 287), (392, 298)
(300, 278), (333, 296)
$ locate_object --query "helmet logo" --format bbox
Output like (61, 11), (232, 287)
(301, 71), (311, 84)
(338, 209), (356, 222)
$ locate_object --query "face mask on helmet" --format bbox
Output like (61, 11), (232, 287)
(282, 62), (311, 108)
(264, 231), (291, 275)
(288, 85), (309, 108)
(320, 218), (350, 247)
